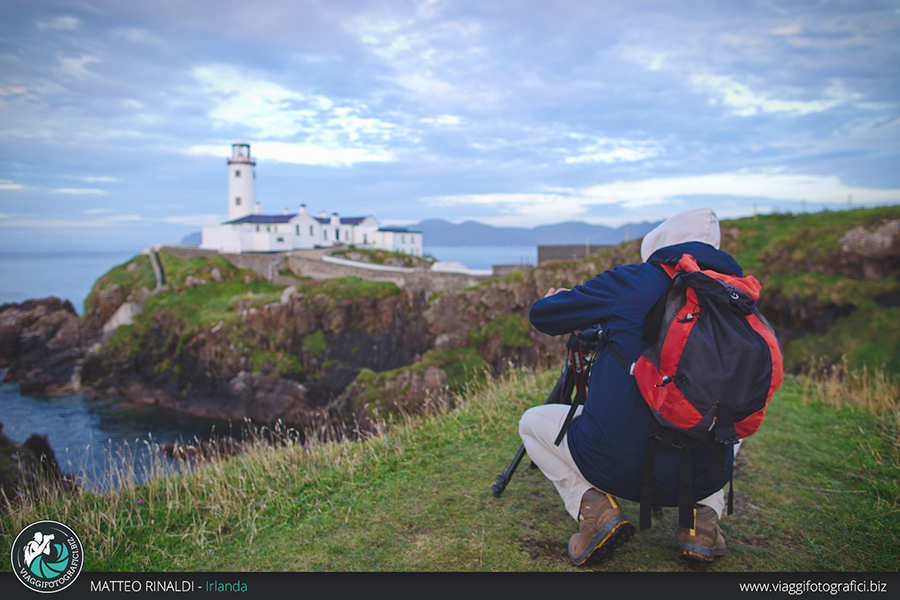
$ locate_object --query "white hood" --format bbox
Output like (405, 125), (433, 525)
(640, 208), (721, 263)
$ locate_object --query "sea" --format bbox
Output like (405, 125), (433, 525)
(0, 246), (536, 489)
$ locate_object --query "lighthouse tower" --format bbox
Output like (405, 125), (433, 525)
(226, 141), (258, 221)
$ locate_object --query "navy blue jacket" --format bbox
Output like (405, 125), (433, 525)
(528, 241), (738, 505)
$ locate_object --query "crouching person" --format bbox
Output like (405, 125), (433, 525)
(520, 208), (742, 565)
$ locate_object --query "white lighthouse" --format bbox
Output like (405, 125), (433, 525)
(226, 141), (259, 221)
(200, 139), (422, 255)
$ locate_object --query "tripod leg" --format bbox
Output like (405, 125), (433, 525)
(492, 445), (527, 498)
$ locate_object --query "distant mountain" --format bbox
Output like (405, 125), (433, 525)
(180, 232), (201, 246)
(412, 219), (661, 247)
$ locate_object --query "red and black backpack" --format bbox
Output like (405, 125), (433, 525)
(613, 253), (783, 529)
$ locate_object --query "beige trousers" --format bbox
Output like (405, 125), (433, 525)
(519, 404), (735, 521)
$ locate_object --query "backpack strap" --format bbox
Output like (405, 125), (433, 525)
(640, 423), (695, 530)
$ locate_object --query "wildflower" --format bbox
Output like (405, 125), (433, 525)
(137, 499), (145, 505)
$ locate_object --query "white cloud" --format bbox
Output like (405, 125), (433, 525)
(185, 141), (393, 167)
(83, 176), (118, 183)
(110, 27), (163, 45)
(0, 179), (24, 190)
(580, 171), (900, 207)
(0, 212), (219, 229)
(58, 55), (100, 79)
(192, 65), (401, 164)
(51, 188), (108, 195)
(564, 136), (663, 165)
(36, 16), (80, 31)
(159, 214), (223, 227)
(0, 214), (143, 229)
(421, 114), (461, 126)
(694, 75), (861, 117)
(426, 170), (900, 227)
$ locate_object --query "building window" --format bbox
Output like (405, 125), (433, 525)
(335, 228), (339, 241)
(345, 230), (349, 241)
(235, 197), (242, 205)
(296, 225), (300, 235)
(324, 230), (328, 240)
(256, 225), (259, 232)
(401, 235), (406, 244)
(235, 169), (241, 177)
(277, 237), (284, 242)
(309, 225), (314, 236)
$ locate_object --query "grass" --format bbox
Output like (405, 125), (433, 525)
(722, 206), (900, 280)
(83, 255), (156, 315)
(2, 363), (897, 572)
(784, 304), (900, 373)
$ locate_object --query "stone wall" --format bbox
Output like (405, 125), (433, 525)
(537, 244), (610, 264)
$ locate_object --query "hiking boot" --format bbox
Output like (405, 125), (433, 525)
(567, 489), (634, 565)
(677, 505), (727, 562)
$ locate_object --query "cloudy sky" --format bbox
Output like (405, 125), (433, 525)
(1, 0), (898, 252)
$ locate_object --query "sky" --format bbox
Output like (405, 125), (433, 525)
(1, 0), (899, 252)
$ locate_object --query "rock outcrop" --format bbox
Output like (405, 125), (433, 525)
(0, 421), (78, 508)
(0, 298), (95, 396)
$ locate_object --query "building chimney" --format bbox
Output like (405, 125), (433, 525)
(299, 204), (307, 215)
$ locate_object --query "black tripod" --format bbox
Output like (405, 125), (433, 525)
(491, 325), (604, 498)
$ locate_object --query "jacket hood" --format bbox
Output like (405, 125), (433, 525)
(640, 208), (721, 263)
(647, 241), (742, 277)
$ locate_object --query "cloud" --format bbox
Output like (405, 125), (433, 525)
(110, 27), (163, 45)
(191, 65), (403, 164)
(693, 75), (862, 117)
(36, 16), (80, 31)
(58, 55), (101, 80)
(51, 188), (109, 195)
(0, 212), (219, 229)
(185, 141), (394, 167)
(426, 170), (900, 227)
(0, 214), (143, 229)
(83, 176), (118, 183)
(579, 171), (900, 208)
(421, 114), (462, 126)
(564, 136), (663, 165)
(0, 180), (24, 191)
(160, 214), (224, 227)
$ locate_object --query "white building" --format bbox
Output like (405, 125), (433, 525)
(200, 142), (423, 256)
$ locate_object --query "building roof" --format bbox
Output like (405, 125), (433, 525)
(226, 214), (376, 226)
(314, 216), (370, 225)
(378, 226), (421, 233)
(225, 214), (295, 225)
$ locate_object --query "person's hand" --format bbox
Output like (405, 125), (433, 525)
(544, 287), (569, 298)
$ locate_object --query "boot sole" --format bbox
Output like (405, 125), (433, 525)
(678, 542), (727, 563)
(568, 516), (635, 566)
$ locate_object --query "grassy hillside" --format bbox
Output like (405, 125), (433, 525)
(2, 366), (897, 572)
(721, 207), (900, 372)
